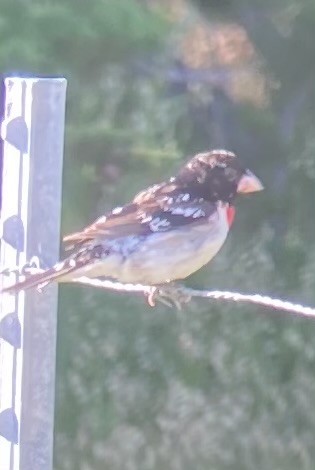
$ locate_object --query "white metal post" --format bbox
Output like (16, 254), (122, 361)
(0, 77), (67, 470)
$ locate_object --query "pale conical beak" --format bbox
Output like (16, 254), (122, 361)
(237, 170), (264, 194)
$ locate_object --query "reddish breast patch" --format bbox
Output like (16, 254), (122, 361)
(226, 206), (235, 227)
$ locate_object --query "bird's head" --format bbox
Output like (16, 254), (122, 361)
(175, 149), (263, 203)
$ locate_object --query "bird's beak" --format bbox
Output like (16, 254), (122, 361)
(237, 170), (264, 194)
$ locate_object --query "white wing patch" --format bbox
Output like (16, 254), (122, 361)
(149, 217), (171, 232)
(95, 215), (107, 224)
(162, 193), (191, 205)
(168, 206), (205, 218)
(192, 209), (205, 218)
(176, 193), (190, 202)
(112, 206), (123, 215)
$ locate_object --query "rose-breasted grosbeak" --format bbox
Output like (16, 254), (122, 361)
(2, 149), (263, 293)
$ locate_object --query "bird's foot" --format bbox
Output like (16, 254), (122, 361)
(21, 256), (43, 275)
(0, 256), (43, 278)
(146, 283), (191, 310)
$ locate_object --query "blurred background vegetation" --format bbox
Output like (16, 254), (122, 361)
(2, 0), (315, 468)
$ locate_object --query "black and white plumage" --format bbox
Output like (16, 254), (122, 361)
(1, 149), (263, 292)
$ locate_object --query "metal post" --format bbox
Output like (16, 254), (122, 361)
(0, 77), (67, 470)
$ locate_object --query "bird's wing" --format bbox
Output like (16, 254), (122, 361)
(63, 182), (218, 250)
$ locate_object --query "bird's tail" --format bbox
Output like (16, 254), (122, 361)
(1, 260), (77, 294)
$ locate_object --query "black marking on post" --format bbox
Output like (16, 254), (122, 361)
(0, 312), (21, 348)
(0, 408), (18, 444)
(2, 215), (24, 250)
(2, 116), (28, 153)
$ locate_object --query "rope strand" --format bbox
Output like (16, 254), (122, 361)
(73, 276), (315, 317)
(2, 263), (314, 317)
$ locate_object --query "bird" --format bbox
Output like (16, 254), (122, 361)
(1, 149), (263, 295)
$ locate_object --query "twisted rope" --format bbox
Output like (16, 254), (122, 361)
(2, 263), (314, 317)
(73, 276), (315, 317)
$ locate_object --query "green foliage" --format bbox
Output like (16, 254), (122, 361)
(0, 0), (168, 70)
(2, 0), (315, 469)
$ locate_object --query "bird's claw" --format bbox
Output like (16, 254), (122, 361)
(21, 256), (43, 275)
(146, 284), (191, 310)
